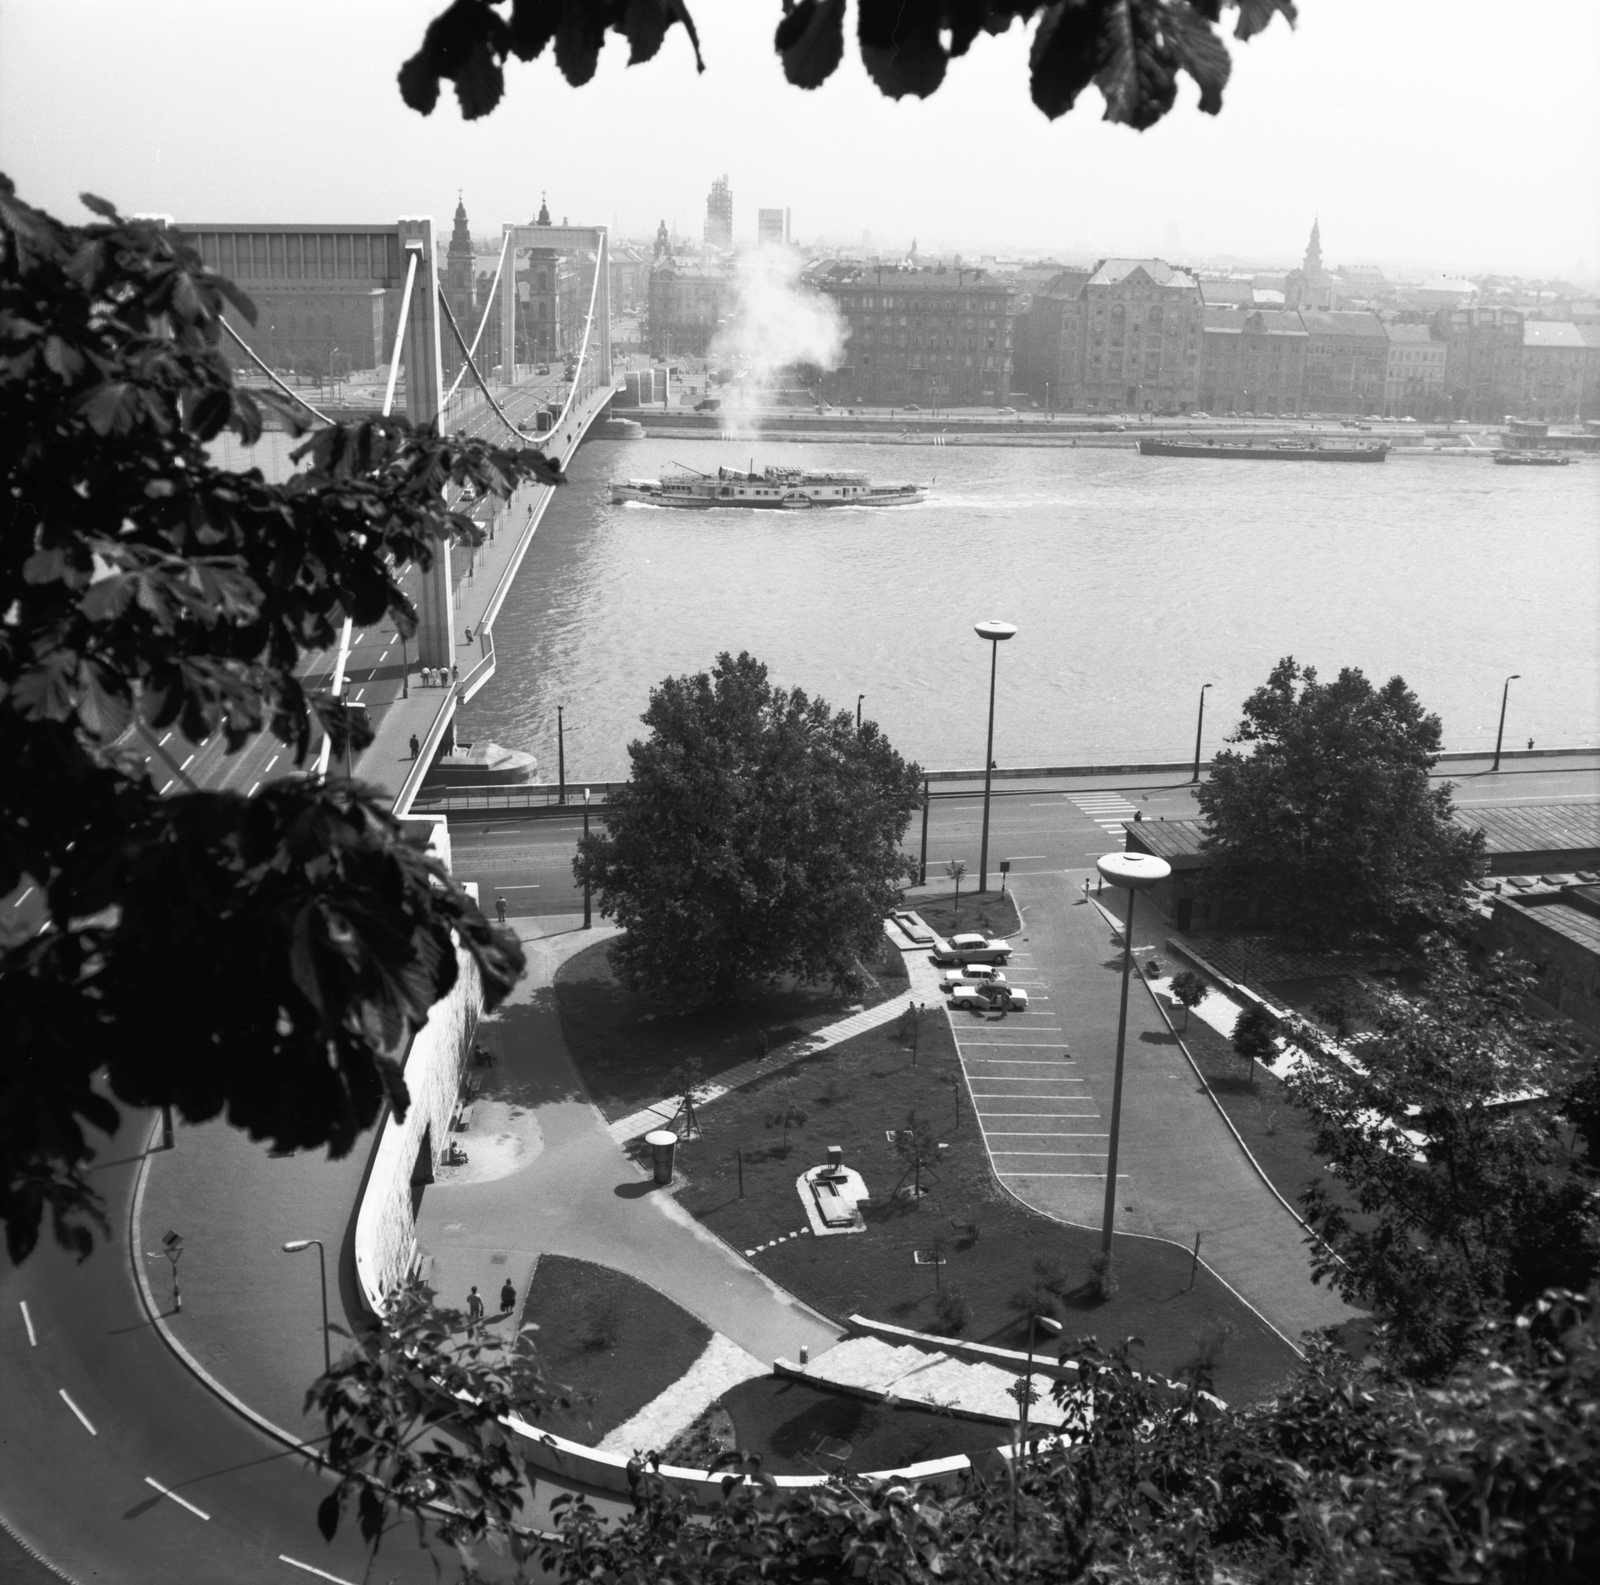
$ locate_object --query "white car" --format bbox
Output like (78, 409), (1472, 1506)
(938, 965), (1008, 993)
(948, 982), (1030, 1012)
(930, 932), (1013, 965)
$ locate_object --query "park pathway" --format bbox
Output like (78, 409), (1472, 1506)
(415, 919), (843, 1369)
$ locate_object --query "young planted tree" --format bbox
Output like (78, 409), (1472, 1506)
(1, 180), (550, 1263)
(1195, 658), (1485, 949)
(1290, 942), (1599, 1378)
(665, 1055), (708, 1136)
(894, 1108), (941, 1198)
(765, 1101), (808, 1154)
(574, 652), (921, 1009)
(1230, 1001), (1277, 1085)
(1169, 969), (1208, 1031)
(946, 856), (967, 920)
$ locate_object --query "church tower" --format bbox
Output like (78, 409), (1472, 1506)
(535, 193), (551, 226)
(445, 194), (475, 299)
(653, 218), (670, 260)
(1303, 219), (1323, 277)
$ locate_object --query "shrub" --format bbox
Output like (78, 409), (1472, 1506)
(932, 1286), (970, 1335)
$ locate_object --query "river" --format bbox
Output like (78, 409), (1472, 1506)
(449, 438), (1600, 780)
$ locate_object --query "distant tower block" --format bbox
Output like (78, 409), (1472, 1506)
(704, 175), (733, 249)
(757, 208), (785, 248)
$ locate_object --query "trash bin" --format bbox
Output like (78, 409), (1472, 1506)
(645, 1129), (679, 1186)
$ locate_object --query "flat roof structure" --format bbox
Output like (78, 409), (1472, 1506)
(1454, 801), (1600, 858)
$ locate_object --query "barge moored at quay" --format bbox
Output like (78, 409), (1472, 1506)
(611, 464), (928, 508)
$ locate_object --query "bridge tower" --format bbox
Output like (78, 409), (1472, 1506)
(396, 216), (456, 675)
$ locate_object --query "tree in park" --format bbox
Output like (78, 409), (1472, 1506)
(1168, 967), (1207, 1031)
(1230, 999), (1276, 1084)
(1194, 657), (1485, 949)
(397, 1), (1298, 132)
(1290, 941), (1599, 1379)
(945, 855), (968, 918)
(893, 1107), (941, 1197)
(574, 651), (922, 1008)
(0, 179), (553, 1264)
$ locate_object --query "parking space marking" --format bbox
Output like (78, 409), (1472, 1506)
(59, 1389), (96, 1435)
(20, 1300), (36, 1346)
(280, 1555), (358, 1584)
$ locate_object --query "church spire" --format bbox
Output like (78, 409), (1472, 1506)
(535, 192), (551, 226)
(1304, 218), (1323, 276)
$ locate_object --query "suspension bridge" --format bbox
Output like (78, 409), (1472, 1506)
(160, 211), (620, 823)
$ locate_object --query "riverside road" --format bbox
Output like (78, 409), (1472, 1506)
(448, 756), (1600, 917)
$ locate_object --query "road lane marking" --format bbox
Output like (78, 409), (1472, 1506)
(20, 1301), (36, 1345)
(144, 1476), (210, 1520)
(352, 689), (364, 702)
(181, 754), (195, 770)
(59, 1389), (96, 1435)
(248, 782), (261, 796)
(280, 1555), (359, 1584)
(160, 732), (172, 746)
(1004, 854), (1047, 860)
(266, 754), (280, 771)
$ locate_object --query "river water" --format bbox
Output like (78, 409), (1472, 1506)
(446, 438), (1600, 781)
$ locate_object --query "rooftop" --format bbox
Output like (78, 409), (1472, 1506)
(1086, 258), (1198, 292)
(1523, 320), (1588, 349)
(1203, 306), (1308, 337)
(1297, 309), (1389, 340)
(1455, 801), (1600, 856)
(1384, 323), (1439, 344)
(1499, 897), (1600, 956)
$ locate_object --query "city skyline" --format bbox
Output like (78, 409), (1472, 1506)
(1, 0), (1597, 280)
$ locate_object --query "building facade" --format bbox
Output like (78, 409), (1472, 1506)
(513, 200), (579, 366)
(818, 268), (1016, 407)
(1435, 305), (1525, 421)
(1382, 322), (1449, 418)
(1298, 309), (1389, 414)
(1198, 307), (1309, 416)
(439, 197), (477, 384)
(756, 208), (789, 247)
(645, 261), (732, 357)
(704, 176), (733, 250)
(1014, 268), (1090, 406)
(1518, 321), (1596, 420)
(1061, 259), (1203, 413)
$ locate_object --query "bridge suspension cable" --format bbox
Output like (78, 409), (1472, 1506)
(437, 285), (536, 443)
(440, 230), (510, 410)
(219, 320), (332, 426)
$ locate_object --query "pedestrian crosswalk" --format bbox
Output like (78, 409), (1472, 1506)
(1069, 791), (1138, 837)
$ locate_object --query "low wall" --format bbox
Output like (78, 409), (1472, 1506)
(354, 942), (482, 1303)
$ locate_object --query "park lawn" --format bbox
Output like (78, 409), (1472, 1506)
(523, 1255), (712, 1445)
(554, 937), (905, 1121)
(904, 887), (1022, 943)
(663, 1012), (1302, 1406)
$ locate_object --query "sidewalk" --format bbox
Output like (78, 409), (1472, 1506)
(416, 918), (844, 1370)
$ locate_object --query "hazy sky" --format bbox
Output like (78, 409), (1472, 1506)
(2, 0), (1597, 277)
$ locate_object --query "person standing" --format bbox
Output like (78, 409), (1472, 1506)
(499, 1278), (516, 1315)
(409, 733), (420, 760)
(496, 896), (507, 925)
(466, 1285), (485, 1333)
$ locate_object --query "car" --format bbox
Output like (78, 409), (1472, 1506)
(948, 982), (1030, 1012)
(1189, 411), (1210, 419)
(536, 364), (550, 374)
(930, 931), (1013, 966)
(694, 397), (721, 412)
(997, 405), (1017, 414)
(937, 965), (1008, 993)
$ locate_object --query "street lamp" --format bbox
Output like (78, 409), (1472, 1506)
(974, 620), (1017, 894)
(281, 1238), (331, 1375)
(557, 705), (566, 805)
(857, 693), (865, 732)
(582, 787), (592, 929)
(1492, 674), (1521, 772)
(1192, 683), (1213, 783)
(1095, 851), (1172, 1265)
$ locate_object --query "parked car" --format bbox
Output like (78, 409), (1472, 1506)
(938, 965), (1009, 993)
(903, 403), (922, 412)
(694, 397), (722, 412)
(948, 982), (1030, 1012)
(930, 932), (1013, 966)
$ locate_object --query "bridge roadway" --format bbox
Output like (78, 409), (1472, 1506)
(0, 381), (624, 1583)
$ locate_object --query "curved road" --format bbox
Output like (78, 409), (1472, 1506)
(1, 1143), (482, 1585)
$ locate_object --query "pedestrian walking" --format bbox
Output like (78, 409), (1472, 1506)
(451, 664), (459, 684)
(499, 1278), (516, 1315)
(409, 733), (420, 760)
(466, 1285), (485, 1333)
(1527, 737), (1534, 751)
(496, 896), (507, 924)
(465, 626), (474, 645)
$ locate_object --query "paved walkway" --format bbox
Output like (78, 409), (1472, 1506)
(417, 918), (843, 1369)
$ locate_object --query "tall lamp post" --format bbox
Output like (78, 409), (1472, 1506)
(281, 1238), (331, 1375)
(974, 620), (1018, 894)
(857, 693), (865, 732)
(582, 787), (592, 929)
(1492, 674), (1520, 772)
(1191, 682), (1213, 783)
(1095, 852), (1172, 1264)
(556, 705), (566, 804)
